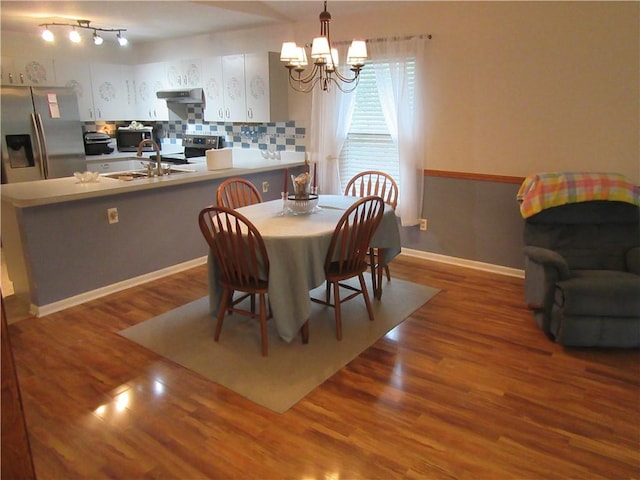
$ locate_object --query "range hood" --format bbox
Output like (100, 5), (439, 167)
(156, 88), (203, 103)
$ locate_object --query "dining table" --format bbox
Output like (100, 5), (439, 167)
(207, 194), (402, 343)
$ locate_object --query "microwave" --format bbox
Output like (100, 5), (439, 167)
(116, 127), (155, 152)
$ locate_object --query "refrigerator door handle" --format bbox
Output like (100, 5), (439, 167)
(31, 113), (49, 179)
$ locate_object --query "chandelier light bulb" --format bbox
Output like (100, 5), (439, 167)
(347, 40), (367, 66)
(311, 37), (330, 59)
(280, 42), (299, 62)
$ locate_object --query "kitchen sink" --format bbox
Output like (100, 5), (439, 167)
(102, 171), (148, 180)
(102, 168), (196, 180)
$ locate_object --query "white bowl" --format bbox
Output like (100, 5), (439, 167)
(286, 194), (319, 215)
(74, 171), (100, 183)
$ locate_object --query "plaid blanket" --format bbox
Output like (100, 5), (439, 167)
(516, 172), (640, 218)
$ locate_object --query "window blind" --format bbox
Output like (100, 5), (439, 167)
(339, 60), (415, 189)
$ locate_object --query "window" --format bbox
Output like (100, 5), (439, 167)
(339, 59), (415, 189)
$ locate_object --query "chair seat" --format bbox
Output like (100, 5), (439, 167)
(555, 272), (640, 317)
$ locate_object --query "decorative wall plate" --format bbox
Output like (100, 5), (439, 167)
(99, 82), (116, 102)
(26, 61), (47, 83)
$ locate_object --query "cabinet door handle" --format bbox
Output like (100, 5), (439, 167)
(8, 73), (13, 84)
(218, 108), (223, 119)
(90, 108), (94, 119)
(225, 108), (230, 119)
(248, 108), (253, 119)
(19, 73), (24, 84)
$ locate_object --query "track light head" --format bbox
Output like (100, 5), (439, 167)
(41, 25), (54, 42)
(69, 28), (81, 43)
(116, 31), (128, 46)
(93, 31), (104, 45)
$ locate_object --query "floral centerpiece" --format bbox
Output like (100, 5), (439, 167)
(291, 172), (311, 199)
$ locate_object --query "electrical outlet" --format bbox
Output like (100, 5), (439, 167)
(107, 207), (119, 224)
(262, 181), (269, 193)
(419, 218), (427, 231)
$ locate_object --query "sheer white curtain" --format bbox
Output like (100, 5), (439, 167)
(369, 36), (427, 226)
(308, 67), (356, 194)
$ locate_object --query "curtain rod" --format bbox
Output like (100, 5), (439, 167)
(332, 34), (432, 46)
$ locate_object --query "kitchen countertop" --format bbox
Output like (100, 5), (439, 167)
(2, 149), (305, 207)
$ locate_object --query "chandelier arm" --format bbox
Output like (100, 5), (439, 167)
(329, 75), (361, 93)
(288, 63), (322, 86)
(332, 67), (361, 84)
(288, 72), (322, 93)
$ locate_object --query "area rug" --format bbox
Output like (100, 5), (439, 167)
(118, 277), (439, 413)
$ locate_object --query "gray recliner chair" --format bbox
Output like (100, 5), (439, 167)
(523, 200), (640, 347)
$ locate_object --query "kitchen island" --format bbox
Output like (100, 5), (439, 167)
(2, 149), (306, 316)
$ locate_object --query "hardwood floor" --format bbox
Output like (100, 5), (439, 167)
(5, 255), (640, 479)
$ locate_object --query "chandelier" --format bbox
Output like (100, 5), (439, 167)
(39, 20), (128, 46)
(280, 1), (367, 93)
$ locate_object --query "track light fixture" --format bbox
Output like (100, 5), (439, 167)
(39, 20), (128, 47)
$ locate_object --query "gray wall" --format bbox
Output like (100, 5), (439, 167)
(402, 175), (525, 269)
(18, 167), (305, 306)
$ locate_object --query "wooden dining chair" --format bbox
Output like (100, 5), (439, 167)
(311, 196), (385, 340)
(216, 177), (264, 312)
(198, 206), (271, 356)
(216, 178), (263, 208)
(344, 171), (399, 297)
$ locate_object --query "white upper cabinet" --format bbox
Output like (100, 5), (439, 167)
(165, 59), (202, 88)
(2, 57), (56, 86)
(203, 52), (288, 123)
(202, 56), (225, 122)
(135, 62), (169, 121)
(89, 63), (135, 121)
(121, 66), (137, 120)
(54, 60), (96, 121)
(221, 54), (247, 121)
(244, 52), (288, 123)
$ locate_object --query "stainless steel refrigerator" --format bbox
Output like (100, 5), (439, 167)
(1, 86), (86, 183)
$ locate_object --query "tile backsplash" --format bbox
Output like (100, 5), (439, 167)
(83, 104), (306, 152)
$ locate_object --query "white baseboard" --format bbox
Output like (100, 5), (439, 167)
(30, 256), (208, 318)
(400, 248), (524, 279)
(28, 250), (522, 318)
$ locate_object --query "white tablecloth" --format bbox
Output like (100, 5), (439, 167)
(208, 194), (401, 342)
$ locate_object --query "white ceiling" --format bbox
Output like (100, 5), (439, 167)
(0, 1), (395, 45)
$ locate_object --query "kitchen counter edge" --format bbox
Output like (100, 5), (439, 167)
(1, 159), (305, 208)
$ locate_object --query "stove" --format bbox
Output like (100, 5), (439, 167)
(152, 134), (225, 164)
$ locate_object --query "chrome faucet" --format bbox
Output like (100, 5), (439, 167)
(136, 139), (163, 176)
